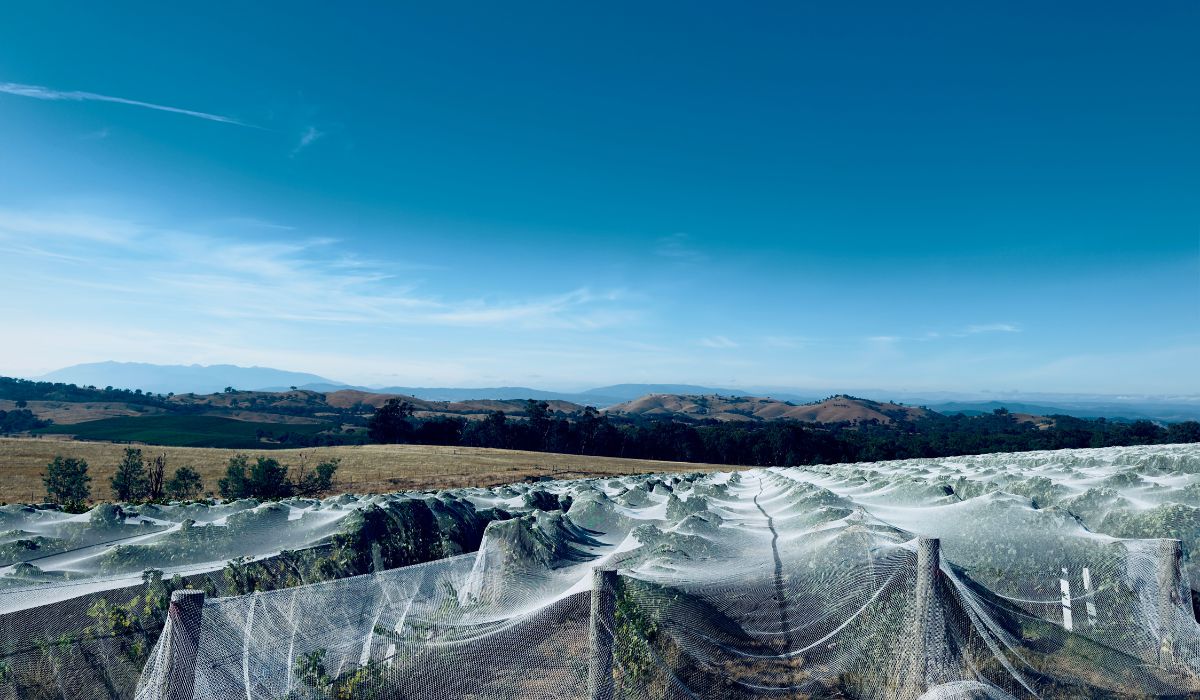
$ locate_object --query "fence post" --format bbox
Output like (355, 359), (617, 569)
(588, 568), (618, 700)
(897, 537), (945, 699)
(165, 589), (205, 700)
(1156, 539), (1186, 668)
(914, 536), (941, 632)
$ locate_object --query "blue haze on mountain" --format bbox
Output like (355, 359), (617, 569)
(26, 362), (1200, 421)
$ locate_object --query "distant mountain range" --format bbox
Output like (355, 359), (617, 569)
(289, 383), (759, 406)
(605, 394), (934, 424)
(33, 364), (760, 407)
(38, 362), (334, 396)
(26, 361), (1200, 422)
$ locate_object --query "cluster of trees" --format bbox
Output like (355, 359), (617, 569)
(0, 406), (48, 433)
(0, 377), (370, 427)
(42, 448), (206, 510)
(367, 398), (1200, 468)
(40, 449), (341, 509)
(42, 456), (93, 512)
(0, 376), (173, 407)
(110, 448), (204, 501)
(217, 454), (339, 500)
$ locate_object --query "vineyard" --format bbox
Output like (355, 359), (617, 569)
(4, 443), (1200, 698)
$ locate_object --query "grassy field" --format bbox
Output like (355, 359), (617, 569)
(36, 414), (336, 448)
(0, 437), (735, 504)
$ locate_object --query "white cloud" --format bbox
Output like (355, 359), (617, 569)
(0, 208), (633, 332)
(427, 289), (635, 329)
(0, 209), (143, 244)
(700, 335), (739, 349)
(864, 324), (1022, 344)
(965, 323), (1021, 334)
(655, 233), (707, 264)
(221, 217), (296, 231)
(0, 81), (254, 127)
(290, 126), (324, 156)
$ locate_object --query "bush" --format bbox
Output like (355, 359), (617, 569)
(248, 457), (292, 499)
(218, 454), (251, 499)
(111, 448), (149, 502)
(296, 458), (340, 497)
(43, 456), (91, 511)
(219, 454), (297, 500)
(165, 466), (204, 500)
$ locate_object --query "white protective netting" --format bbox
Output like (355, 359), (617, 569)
(7, 443), (1200, 698)
(0, 488), (551, 699)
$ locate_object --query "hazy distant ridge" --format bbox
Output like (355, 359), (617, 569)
(26, 362), (1200, 422)
(38, 362), (336, 396)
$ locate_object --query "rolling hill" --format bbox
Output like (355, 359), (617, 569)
(603, 394), (933, 424)
(319, 389), (584, 417)
(25, 363), (1200, 420)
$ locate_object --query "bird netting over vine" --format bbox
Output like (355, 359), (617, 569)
(8, 443), (1200, 699)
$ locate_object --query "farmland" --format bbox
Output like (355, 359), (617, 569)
(5, 443), (1200, 699)
(0, 436), (729, 504)
(36, 414), (337, 448)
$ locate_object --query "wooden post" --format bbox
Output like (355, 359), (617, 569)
(165, 589), (205, 700)
(914, 537), (941, 628)
(588, 568), (618, 700)
(898, 537), (945, 699)
(915, 537), (946, 669)
(1156, 539), (1186, 668)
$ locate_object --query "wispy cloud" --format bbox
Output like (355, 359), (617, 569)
(0, 208), (634, 331)
(965, 323), (1021, 334)
(220, 217), (296, 232)
(0, 81), (255, 127)
(867, 323), (1022, 344)
(700, 335), (739, 349)
(0, 210), (143, 244)
(427, 289), (633, 329)
(290, 126), (323, 157)
(763, 335), (806, 349)
(655, 233), (707, 264)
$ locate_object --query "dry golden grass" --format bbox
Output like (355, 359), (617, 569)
(0, 399), (171, 424)
(0, 437), (736, 504)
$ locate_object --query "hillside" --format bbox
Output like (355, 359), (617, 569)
(1, 380), (596, 448)
(302, 389), (584, 417)
(0, 437), (729, 504)
(604, 393), (932, 424)
(22, 364), (1200, 420)
(14, 377), (1193, 466)
(0, 399), (170, 424)
(2, 376), (1045, 444)
(4, 377), (1195, 488)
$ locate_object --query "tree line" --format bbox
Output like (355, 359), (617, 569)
(0, 406), (48, 434)
(0, 376), (173, 407)
(39, 448), (339, 510)
(368, 399), (1200, 467)
(42, 449), (204, 511)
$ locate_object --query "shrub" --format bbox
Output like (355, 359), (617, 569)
(165, 466), (204, 500)
(296, 458), (340, 496)
(111, 448), (149, 502)
(43, 456), (91, 511)
(218, 454), (251, 499)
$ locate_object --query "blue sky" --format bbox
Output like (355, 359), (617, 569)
(0, 2), (1196, 393)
